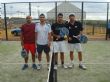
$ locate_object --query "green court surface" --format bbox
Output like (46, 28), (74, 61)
(0, 41), (110, 82)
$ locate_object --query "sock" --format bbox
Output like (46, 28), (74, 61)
(79, 61), (83, 65)
(39, 61), (41, 65)
(71, 60), (74, 64)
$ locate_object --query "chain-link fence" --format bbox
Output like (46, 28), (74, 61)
(0, 1), (110, 40)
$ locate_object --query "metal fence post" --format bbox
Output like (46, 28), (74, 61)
(4, 3), (8, 40)
(106, 2), (109, 40)
(29, 2), (31, 16)
(81, 2), (84, 26)
(55, 2), (57, 22)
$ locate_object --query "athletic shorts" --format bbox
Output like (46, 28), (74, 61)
(68, 43), (82, 52)
(24, 44), (36, 56)
(52, 41), (68, 53)
(37, 44), (50, 54)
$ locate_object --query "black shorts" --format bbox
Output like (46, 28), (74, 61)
(37, 44), (50, 54)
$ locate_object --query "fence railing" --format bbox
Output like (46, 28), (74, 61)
(1, 1), (110, 40)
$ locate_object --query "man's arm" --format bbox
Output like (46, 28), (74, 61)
(51, 24), (60, 39)
(20, 27), (24, 48)
(48, 32), (52, 47)
(35, 32), (37, 44)
(35, 23), (38, 45)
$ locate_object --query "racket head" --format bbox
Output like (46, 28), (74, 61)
(60, 27), (69, 37)
(79, 35), (88, 43)
(21, 49), (28, 58)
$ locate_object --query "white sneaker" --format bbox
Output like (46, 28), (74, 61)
(62, 64), (68, 69)
(37, 64), (42, 70)
(68, 63), (74, 68)
(79, 64), (87, 70)
(54, 65), (58, 70)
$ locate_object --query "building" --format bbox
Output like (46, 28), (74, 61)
(47, 2), (86, 21)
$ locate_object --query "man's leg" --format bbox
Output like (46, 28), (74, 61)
(37, 44), (43, 70)
(60, 52), (64, 65)
(78, 51), (83, 64)
(70, 51), (74, 61)
(77, 43), (87, 70)
(24, 56), (29, 64)
(38, 53), (42, 64)
(30, 44), (37, 69)
(78, 51), (86, 70)
(45, 52), (50, 70)
(44, 45), (50, 64)
(60, 52), (68, 68)
(54, 53), (58, 69)
(22, 44), (29, 70)
(68, 51), (74, 68)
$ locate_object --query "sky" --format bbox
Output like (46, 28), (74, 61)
(1, 0), (110, 20)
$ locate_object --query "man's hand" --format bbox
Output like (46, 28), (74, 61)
(21, 41), (24, 48)
(56, 35), (61, 40)
(48, 42), (51, 47)
(77, 35), (81, 39)
(68, 37), (72, 41)
(73, 35), (80, 39)
(56, 35), (61, 39)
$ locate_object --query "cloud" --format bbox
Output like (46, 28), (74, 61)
(1, 0), (110, 20)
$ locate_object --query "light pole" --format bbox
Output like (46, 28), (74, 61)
(10, 6), (13, 17)
(37, 6), (40, 19)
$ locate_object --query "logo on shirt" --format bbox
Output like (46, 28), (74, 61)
(75, 26), (78, 28)
(69, 27), (71, 29)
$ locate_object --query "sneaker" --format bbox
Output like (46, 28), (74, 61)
(79, 64), (87, 70)
(37, 64), (42, 70)
(68, 63), (74, 68)
(32, 64), (37, 69)
(62, 64), (68, 69)
(54, 65), (58, 70)
(22, 64), (28, 70)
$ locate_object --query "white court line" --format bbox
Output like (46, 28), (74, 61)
(0, 62), (110, 65)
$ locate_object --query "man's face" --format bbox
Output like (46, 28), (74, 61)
(69, 16), (75, 22)
(57, 16), (63, 22)
(26, 16), (32, 23)
(39, 16), (45, 22)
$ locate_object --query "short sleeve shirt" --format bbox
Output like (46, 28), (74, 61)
(67, 21), (83, 43)
(35, 23), (51, 45)
(21, 23), (35, 44)
(51, 22), (67, 41)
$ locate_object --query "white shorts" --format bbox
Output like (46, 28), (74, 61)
(68, 43), (82, 52)
(52, 41), (68, 53)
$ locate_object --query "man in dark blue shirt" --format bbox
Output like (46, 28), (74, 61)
(51, 13), (68, 69)
(67, 14), (87, 70)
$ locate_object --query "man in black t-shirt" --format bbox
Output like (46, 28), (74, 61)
(67, 14), (87, 70)
(51, 13), (68, 69)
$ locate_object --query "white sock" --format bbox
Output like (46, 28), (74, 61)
(79, 61), (83, 65)
(71, 60), (74, 64)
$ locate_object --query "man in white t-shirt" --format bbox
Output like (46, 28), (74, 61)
(35, 14), (51, 70)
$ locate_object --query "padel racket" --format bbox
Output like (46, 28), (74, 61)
(56, 27), (69, 40)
